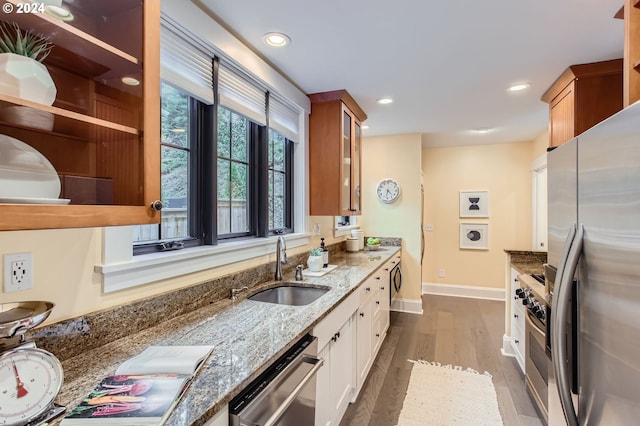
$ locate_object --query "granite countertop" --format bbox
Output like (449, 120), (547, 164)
(53, 246), (400, 426)
(505, 249), (547, 276)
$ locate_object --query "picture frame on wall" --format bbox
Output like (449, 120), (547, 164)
(460, 223), (489, 250)
(459, 190), (489, 217)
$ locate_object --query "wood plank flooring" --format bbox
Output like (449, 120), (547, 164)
(340, 295), (544, 426)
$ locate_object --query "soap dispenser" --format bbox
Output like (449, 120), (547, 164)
(320, 237), (329, 268)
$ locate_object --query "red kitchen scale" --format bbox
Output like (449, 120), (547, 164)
(0, 301), (65, 425)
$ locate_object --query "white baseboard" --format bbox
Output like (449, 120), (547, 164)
(501, 334), (516, 357)
(422, 282), (505, 301)
(390, 297), (423, 315)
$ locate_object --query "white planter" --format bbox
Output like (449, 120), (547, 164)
(307, 255), (324, 272)
(0, 53), (57, 106)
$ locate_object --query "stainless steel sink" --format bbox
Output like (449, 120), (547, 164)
(248, 284), (330, 306)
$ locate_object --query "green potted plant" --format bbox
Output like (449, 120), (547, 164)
(0, 21), (56, 106)
(307, 247), (324, 272)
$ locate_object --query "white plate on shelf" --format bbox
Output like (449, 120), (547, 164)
(0, 134), (61, 199)
(0, 197), (70, 204)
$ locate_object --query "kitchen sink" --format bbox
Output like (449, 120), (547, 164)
(248, 284), (330, 306)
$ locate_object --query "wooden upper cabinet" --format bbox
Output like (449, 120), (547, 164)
(0, 1), (160, 230)
(623, 0), (640, 106)
(309, 90), (367, 216)
(541, 59), (623, 148)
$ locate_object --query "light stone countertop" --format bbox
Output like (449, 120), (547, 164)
(53, 246), (400, 426)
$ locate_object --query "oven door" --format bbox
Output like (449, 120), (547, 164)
(526, 309), (549, 423)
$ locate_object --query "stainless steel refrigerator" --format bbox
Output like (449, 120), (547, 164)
(546, 101), (640, 425)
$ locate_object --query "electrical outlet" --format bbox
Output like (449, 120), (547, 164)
(4, 253), (33, 292)
(313, 223), (321, 236)
(439, 268), (445, 278)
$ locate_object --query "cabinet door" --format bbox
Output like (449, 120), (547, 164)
(355, 298), (373, 393)
(549, 82), (575, 147)
(341, 107), (352, 214)
(352, 120), (361, 213)
(331, 317), (354, 423)
(315, 342), (332, 426)
(0, 2), (160, 230)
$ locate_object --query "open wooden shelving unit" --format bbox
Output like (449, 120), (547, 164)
(0, 1), (160, 230)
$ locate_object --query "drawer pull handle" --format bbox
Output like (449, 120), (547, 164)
(514, 314), (519, 319)
(376, 301), (380, 305)
(515, 339), (520, 344)
(360, 312), (365, 317)
(376, 333), (380, 338)
(366, 287), (371, 292)
(376, 276), (381, 280)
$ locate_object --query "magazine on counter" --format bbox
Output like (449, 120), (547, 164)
(61, 345), (213, 425)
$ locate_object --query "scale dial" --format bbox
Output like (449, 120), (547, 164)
(0, 347), (64, 426)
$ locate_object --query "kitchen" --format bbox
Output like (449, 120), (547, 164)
(0, 1), (636, 425)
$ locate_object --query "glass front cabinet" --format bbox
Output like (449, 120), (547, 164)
(309, 90), (366, 216)
(0, 1), (160, 230)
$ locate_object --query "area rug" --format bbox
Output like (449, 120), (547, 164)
(397, 360), (504, 426)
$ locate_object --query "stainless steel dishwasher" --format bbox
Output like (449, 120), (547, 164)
(229, 334), (323, 426)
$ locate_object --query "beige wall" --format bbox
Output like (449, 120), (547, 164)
(421, 141), (534, 288)
(360, 133), (423, 301)
(531, 129), (549, 159)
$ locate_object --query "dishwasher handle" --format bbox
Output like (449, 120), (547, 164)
(263, 356), (323, 426)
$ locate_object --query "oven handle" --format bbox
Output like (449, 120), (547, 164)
(263, 356), (324, 426)
(525, 310), (545, 337)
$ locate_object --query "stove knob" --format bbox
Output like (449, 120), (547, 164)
(535, 310), (545, 320)
(515, 288), (524, 297)
(522, 296), (532, 306)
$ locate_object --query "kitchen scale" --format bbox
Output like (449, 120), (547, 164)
(0, 301), (65, 426)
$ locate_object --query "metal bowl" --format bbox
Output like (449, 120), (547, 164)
(0, 301), (54, 338)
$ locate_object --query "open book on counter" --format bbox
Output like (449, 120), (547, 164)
(61, 345), (214, 425)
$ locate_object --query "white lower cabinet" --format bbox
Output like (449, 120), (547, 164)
(355, 294), (373, 393)
(315, 314), (355, 426)
(510, 267), (526, 373)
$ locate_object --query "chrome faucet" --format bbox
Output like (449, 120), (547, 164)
(275, 236), (288, 280)
(230, 286), (249, 301)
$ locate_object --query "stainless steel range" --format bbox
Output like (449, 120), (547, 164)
(516, 273), (548, 423)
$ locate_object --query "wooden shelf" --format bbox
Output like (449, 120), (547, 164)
(4, 2), (139, 79)
(0, 94), (140, 135)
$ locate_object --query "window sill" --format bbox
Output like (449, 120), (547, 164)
(96, 233), (310, 293)
(334, 225), (359, 237)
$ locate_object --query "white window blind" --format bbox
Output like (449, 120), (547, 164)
(160, 16), (214, 104)
(269, 92), (300, 142)
(218, 61), (267, 125)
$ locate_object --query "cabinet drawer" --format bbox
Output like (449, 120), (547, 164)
(357, 277), (376, 305)
(314, 290), (358, 349)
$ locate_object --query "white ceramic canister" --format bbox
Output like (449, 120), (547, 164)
(346, 237), (359, 252)
(351, 229), (365, 250)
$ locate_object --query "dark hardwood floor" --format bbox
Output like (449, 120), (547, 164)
(340, 295), (544, 426)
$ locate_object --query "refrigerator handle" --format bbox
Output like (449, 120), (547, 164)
(552, 224), (583, 426)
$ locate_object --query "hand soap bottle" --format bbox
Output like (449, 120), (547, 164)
(320, 237), (329, 268)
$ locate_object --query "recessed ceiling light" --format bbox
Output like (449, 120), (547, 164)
(376, 97), (393, 105)
(264, 32), (291, 47)
(508, 82), (530, 92)
(475, 128), (491, 134)
(121, 76), (140, 86)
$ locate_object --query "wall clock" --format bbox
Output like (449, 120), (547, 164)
(376, 178), (401, 204)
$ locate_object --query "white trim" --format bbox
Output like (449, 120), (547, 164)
(390, 298), (423, 315)
(422, 282), (505, 301)
(501, 334), (516, 358)
(97, 232), (310, 293)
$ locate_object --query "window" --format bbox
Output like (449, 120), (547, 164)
(217, 108), (251, 237)
(134, 82), (194, 246)
(268, 129), (293, 233)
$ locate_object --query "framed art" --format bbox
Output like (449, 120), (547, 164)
(459, 191), (489, 217)
(460, 223), (489, 250)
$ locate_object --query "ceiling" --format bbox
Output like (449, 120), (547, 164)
(198, 0), (624, 147)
